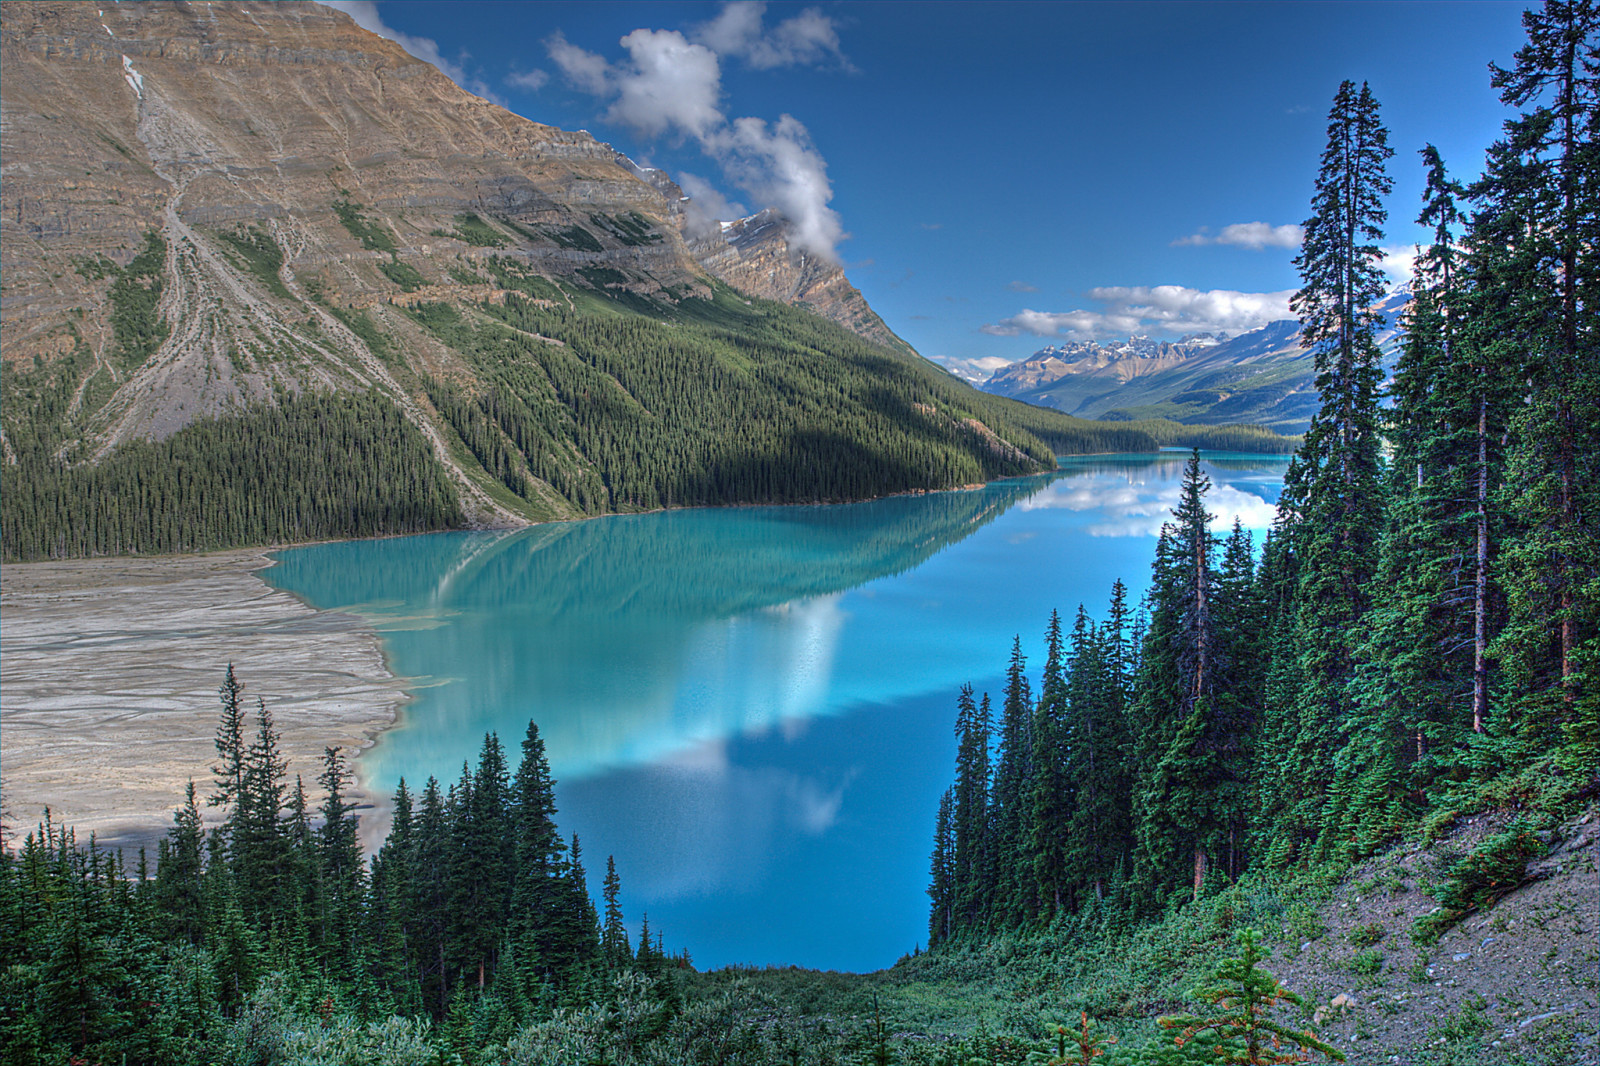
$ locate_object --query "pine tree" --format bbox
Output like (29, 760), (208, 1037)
(926, 787), (956, 947)
(1478, 0), (1600, 765)
(951, 684), (993, 932)
(210, 665), (247, 819)
(232, 699), (291, 930)
(1276, 80), (1393, 858)
(601, 855), (631, 970)
(154, 781), (205, 946)
(510, 721), (571, 996)
(1030, 610), (1075, 918)
(989, 636), (1035, 926)
(316, 746), (365, 980)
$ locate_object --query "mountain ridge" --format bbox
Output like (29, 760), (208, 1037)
(979, 288), (1410, 433)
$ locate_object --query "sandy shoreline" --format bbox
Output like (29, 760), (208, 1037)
(0, 548), (407, 855)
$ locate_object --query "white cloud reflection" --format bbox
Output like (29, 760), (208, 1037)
(1019, 467), (1280, 537)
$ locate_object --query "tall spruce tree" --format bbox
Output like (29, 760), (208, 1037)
(1030, 610), (1076, 919)
(926, 787), (956, 947)
(601, 855), (631, 970)
(988, 636), (1035, 926)
(1273, 80), (1393, 859)
(951, 684), (993, 932)
(1477, 0), (1600, 766)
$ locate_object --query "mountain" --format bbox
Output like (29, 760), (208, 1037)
(980, 288), (1410, 433)
(1, 0), (1157, 559)
(688, 209), (916, 357)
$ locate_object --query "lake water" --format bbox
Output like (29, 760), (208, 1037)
(262, 451), (1288, 972)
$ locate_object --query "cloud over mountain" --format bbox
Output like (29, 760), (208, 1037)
(983, 285), (1297, 340)
(546, 3), (847, 259)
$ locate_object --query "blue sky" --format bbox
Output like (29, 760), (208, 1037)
(329, 1), (1530, 379)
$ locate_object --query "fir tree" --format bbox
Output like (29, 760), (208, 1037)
(989, 636), (1035, 925)
(601, 855), (631, 970)
(1275, 80), (1393, 858)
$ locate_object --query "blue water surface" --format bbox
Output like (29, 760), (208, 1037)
(262, 452), (1287, 972)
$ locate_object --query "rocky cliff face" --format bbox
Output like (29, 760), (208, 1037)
(689, 209), (914, 356)
(0, 0), (908, 509)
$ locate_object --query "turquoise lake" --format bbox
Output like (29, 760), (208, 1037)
(262, 451), (1289, 973)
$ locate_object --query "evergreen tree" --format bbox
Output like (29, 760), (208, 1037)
(951, 684), (993, 932)
(1273, 80), (1394, 859)
(1477, 0), (1600, 765)
(316, 746), (365, 980)
(601, 855), (631, 970)
(926, 787), (956, 948)
(232, 700), (292, 930)
(989, 636), (1035, 925)
(1030, 610), (1075, 918)
(210, 665), (247, 822)
(510, 722), (571, 996)
(155, 781), (206, 946)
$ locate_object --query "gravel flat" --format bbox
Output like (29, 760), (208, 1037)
(1, 549), (408, 854)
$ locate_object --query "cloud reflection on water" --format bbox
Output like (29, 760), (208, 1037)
(1022, 455), (1282, 537)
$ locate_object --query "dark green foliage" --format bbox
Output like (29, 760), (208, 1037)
(1, 391), (462, 561)
(445, 212), (509, 248)
(1158, 928), (1344, 1064)
(333, 197), (397, 253)
(542, 223), (604, 252)
(1411, 819), (1548, 943)
(412, 282), (1067, 516)
(380, 258), (427, 292)
(589, 211), (664, 246)
(214, 224), (294, 301)
(107, 230), (170, 370)
(1262, 81), (1395, 862)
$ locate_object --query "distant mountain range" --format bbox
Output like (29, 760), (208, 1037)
(979, 288), (1411, 433)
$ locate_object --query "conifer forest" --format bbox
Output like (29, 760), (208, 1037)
(2, 5), (1597, 1065)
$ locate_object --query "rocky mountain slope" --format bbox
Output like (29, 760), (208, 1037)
(0, 0), (1093, 545)
(688, 208), (915, 356)
(982, 288), (1410, 434)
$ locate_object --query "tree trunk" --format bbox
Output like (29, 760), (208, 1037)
(1192, 845), (1207, 901)
(1474, 393), (1489, 732)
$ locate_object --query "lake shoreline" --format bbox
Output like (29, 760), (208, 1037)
(0, 548), (409, 855)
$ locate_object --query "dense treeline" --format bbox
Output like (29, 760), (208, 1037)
(0, 392), (461, 561)
(928, 4), (1597, 948)
(0, 671), (879, 1065)
(416, 280), (1076, 517)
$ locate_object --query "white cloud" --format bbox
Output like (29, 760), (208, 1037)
(929, 354), (1015, 385)
(1379, 244), (1417, 284)
(546, 17), (845, 260)
(610, 29), (726, 140)
(547, 30), (613, 95)
(1175, 221), (1304, 250)
(506, 68), (549, 91)
(694, 2), (851, 70)
(678, 171), (748, 239)
(983, 285), (1296, 340)
(325, 1), (504, 104)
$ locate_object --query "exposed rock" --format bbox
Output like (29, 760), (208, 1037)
(689, 209), (915, 356)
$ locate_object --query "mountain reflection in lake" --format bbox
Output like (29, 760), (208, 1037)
(264, 451), (1288, 971)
